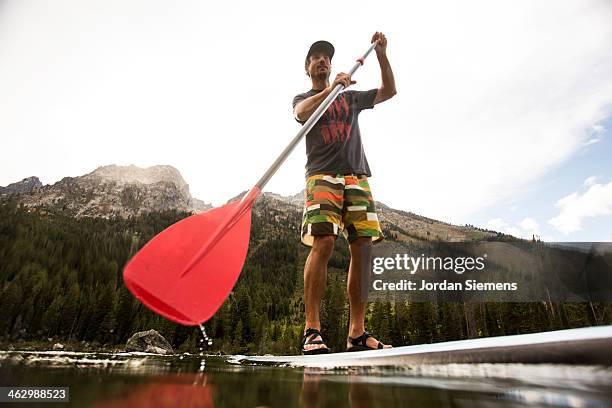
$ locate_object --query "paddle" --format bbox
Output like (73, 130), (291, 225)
(123, 41), (380, 326)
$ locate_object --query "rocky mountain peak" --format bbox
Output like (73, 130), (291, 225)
(85, 164), (188, 188)
(1, 166), (504, 242)
(0, 176), (42, 195)
(2, 165), (212, 218)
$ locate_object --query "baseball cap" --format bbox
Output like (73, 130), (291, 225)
(305, 40), (335, 63)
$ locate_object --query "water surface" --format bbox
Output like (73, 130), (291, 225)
(1, 350), (611, 407)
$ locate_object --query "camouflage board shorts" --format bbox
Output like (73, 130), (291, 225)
(301, 173), (384, 247)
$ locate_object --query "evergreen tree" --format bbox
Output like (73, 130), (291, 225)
(0, 198), (610, 354)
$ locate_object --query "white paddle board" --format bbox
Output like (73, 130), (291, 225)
(233, 325), (612, 368)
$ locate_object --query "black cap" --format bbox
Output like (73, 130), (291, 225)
(306, 40), (335, 64)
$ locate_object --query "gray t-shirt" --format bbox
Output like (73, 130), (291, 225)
(292, 88), (378, 177)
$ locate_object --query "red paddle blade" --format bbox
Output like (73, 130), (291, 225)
(123, 200), (252, 326)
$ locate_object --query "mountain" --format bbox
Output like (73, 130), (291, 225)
(1, 164), (502, 241)
(1, 165), (212, 218)
(0, 176), (42, 195)
(240, 190), (499, 243)
(5, 165), (601, 356)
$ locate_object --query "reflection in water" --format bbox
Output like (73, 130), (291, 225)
(347, 377), (374, 408)
(300, 371), (322, 408)
(1, 351), (612, 407)
(93, 373), (214, 408)
(300, 370), (374, 408)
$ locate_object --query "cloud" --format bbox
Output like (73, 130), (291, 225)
(519, 217), (539, 231)
(583, 138), (602, 146)
(486, 217), (525, 238)
(584, 176), (599, 187)
(486, 218), (506, 231)
(486, 216), (541, 239)
(583, 124), (606, 146)
(591, 124), (606, 135)
(0, 0), (611, 222)
(548, 181), (612, 234)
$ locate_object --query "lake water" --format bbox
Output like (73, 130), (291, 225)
(1, 350), (612, 407)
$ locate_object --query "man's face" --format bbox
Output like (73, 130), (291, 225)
(306, 52), (331, 80)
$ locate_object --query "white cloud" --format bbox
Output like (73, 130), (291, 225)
(520, 217), (539, 231)
(548, 181), (612, 234)
(591, 124), (605, 135)
(0, 0), (611, 225)
(486, 218), (521, 238)
(583, 124), (606, 146)
(486, 216), (541, 239)
(486, 218), (507, 231)
(584, 176), (599, 187)
(583, 138), (602, 146)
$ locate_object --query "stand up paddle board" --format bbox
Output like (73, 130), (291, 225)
(234, 325), (612, 368)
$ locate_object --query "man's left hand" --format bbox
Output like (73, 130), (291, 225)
(371, 32), (387, 56)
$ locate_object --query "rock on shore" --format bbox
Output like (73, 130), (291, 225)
(125, 330), (174, 355)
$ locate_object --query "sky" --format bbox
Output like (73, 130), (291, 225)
(1, 0), (611, 241)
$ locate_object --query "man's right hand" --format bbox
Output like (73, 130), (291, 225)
(331, 72), (356, 90)
(294, 72), (356, 122)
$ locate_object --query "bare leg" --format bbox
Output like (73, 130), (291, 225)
(303, 235), (334, 352)
(347, 237), (392, 349)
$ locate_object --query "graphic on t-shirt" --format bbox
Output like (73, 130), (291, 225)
(320, 94), (352, 144)
(292, 88), (377, 177)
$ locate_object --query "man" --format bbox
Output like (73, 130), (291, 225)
(292, 32), (397, 354)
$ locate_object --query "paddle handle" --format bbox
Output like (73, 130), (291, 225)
(180, 41), (378, 277)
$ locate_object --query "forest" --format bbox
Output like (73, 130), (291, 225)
(1, 198), (610, 354)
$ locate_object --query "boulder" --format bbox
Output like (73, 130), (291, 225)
(52, 343), (64, 350)
(125, 330), (174, 355)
